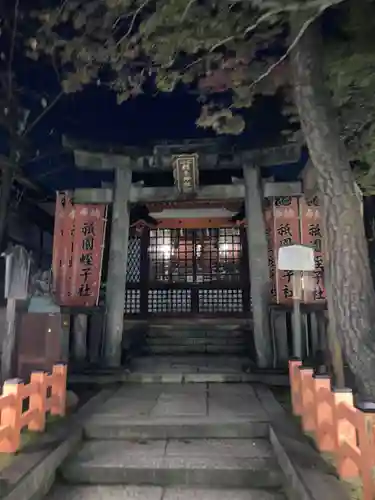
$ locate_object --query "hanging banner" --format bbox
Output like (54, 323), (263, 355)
(300, 195), (326, 302)
(273, 196), (301, 304)
(52, 192), (107, 306)
(52, 192), (76, 304)
(264, 200), (277, 302)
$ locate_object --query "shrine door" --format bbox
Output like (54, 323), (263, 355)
(124, 226), (251, 316)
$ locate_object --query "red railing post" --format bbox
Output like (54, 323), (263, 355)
(289, 358), (303, 416)
(332, 388), (358, 479)
(312, 374), (335, 452)
(0, 379), (23, 453)
(355, 404), (375, 500)
(299, 366), (315, 433)
(50, 364), (67, 417)
(28, 371), (48, 432)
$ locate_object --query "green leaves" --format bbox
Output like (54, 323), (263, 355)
(197, 105), (246, 135)
(324, 1), (375, 189)
(25, 0), (351, 138)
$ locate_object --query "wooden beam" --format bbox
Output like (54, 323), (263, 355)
(74, 150), (131, 170)
(73, 188), (114, 204)
(72, 143), (302, 172)
(73, 181), (303, 205)
(263, 181), (302, 197)
(73, 185), (245, 204)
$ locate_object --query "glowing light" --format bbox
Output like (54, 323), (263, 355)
(160, 244), (172, 258)
(219, 243), (231, 256)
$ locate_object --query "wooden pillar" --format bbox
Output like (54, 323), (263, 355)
(104, 166), (131, 367)
(73, 314), (88, 362)
(243, 165), (273, 368)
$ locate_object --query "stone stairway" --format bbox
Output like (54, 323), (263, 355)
(46, 383), (288, 499)
(143, 320), (251, 355)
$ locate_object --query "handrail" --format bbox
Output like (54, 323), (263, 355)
(0, 364), (67, 453)
(289, 359), (375, 500)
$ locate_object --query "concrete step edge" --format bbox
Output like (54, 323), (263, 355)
(47, 485), (286, 500)
(62, 458), (283, 489)
(83, 421), (269, 440)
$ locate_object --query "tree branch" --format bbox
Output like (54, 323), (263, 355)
(248, 1), (346, 92)
(209, 8), (286, 53)
(22, 91), (63, 138)
(209, 0), (346, 53)
(8, 0), (20, 102)
(181, 0), (196, 22)
(116, 0), (153, 47)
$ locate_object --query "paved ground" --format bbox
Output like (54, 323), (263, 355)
(47, 486), (284, 499)
(69, 356), (288, 386)
(85, 382), (269, 422)
(46, 383), (285, 499)
(131, 356), (247, 374)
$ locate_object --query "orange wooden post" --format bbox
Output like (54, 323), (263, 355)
(355, 404), (375, 500)
(51, 364), (67, 417)
(28, 372), (47, 432)
(312, 374), (335, 452)
(299, 367), (315, 433)
(0, 379), (24, 453)
(332, 388), (358, 479)
(289, 359), (303, 416)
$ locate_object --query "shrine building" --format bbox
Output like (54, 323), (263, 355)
(48, 139), (328, 372)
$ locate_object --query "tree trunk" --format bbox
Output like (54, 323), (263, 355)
(291, 15), (375, 400)
(0, 165), (13, 251)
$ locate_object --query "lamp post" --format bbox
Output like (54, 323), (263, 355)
(278, 244), (315, 359)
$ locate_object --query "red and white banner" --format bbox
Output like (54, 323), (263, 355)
(264, 201), (277, 302)
(299, 196), (326, 302)
(273, 197), (301, 304)
(52, 192), (107, 306)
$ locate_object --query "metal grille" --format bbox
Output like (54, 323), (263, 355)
(198, 289), (244, 313)
(126, 236), (141, 283)
(124, 289), (141, 314)
(148, 289), (191, 313)
(148, 228), (242, 284)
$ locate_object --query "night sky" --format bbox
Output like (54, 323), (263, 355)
(0, 26), (305, 204)
(20, 83), (306, 198)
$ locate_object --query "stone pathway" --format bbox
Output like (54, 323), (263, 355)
(132, 356), (247, 374)
(69, 356), (288, 386)
(46, 383), (287, 499)
(47, 486), (284, 499)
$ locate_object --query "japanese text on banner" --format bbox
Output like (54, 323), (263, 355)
(273, 196), (301, 303)
(300, 196), (326, 302)
(264, 201), (277, 301)
(52, 192), (107, 306)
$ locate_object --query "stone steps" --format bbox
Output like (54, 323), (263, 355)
(146, 337), (247, 346)
(146, 329), (247, 338)
(144, 345), (247, 355)
(61, 438), (284, 490)
(144, 325), (250, 356)
(84, 418), (269, 440)
(47, 485), (286, 499)
(47, 383), (288, 500)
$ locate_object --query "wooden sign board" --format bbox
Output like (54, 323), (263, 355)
(273, 196), (301, 304)
(299, 196), (326, 302)
(52, 192), (107, 307)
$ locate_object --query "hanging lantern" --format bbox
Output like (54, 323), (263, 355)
(173, 154), (199, 194)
